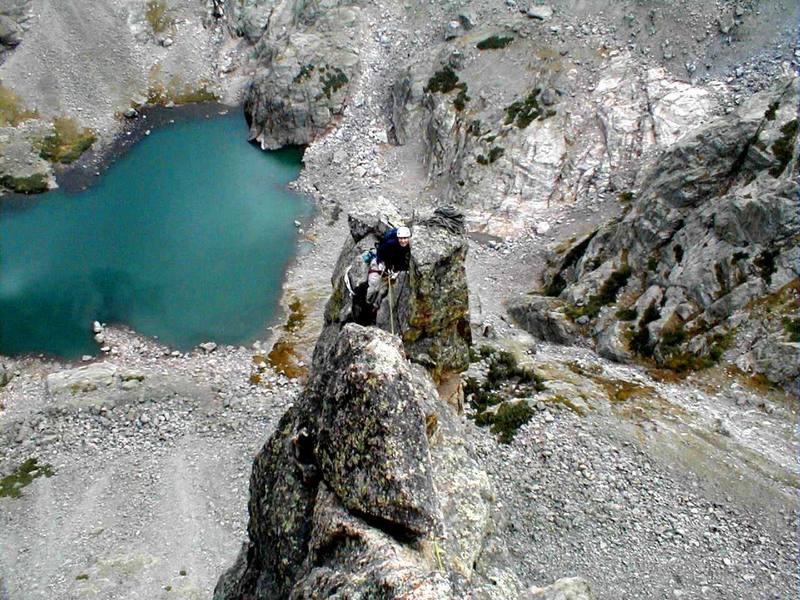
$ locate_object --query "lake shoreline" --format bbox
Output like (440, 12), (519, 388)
(0, 109), (315, 361)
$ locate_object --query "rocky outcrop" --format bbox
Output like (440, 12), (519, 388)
(317, 204), (472, 380)
(392, 50), (719, 236)
(506, 296), (579, 346)
(527, 577), (596, 600)
(214, 323), (515, 599)
(238, 0), (362, 149)
(515, 76), (799, 386)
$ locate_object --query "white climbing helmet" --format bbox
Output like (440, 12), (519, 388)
(396, 226), (411, 239)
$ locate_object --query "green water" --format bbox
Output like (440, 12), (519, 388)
(0, 112), (310, 358)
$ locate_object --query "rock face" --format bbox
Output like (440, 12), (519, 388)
(238, 0), (362, 149)
(392, 51), (719, 236)
(318, 205), (472, 380)
(214, 324), (502, 599)
(514, 76), (799, 387)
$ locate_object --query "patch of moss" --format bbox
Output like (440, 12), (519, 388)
(145, 0), (174, 34)
(505, 88), (545, 128)
(618, 191), (634, 203)
(547, 395), (588, 416)
(754, 248), (778, 285)
(145, 68), (219, 106)
(267, 339), (307, 379)
(425, 66), (459, 94)
(769, 119), (798, 178)
(178, 85), (219, 104)
(597, 379), (655, 403)
(0, 84), (38, 126)
(284, 297), (306, 333)
(0, 173), (48, 194)
(616, 307), (638, 321)
(467, 119), (482, 136)
(75, 574), (89, 581)
(647, 255), (659, 272)
(321, 66), (348, 99)
(476, 35), (514, 50)
(0, 458), (55, 499)
(37, 117), (96, 164)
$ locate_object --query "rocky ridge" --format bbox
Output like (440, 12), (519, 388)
(510, 76), (799, 387)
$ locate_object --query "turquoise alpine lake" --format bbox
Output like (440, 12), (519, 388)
(0, 112), (310, 358)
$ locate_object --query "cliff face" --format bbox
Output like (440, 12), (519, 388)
(239, 0), (362, 149)
(391, 45), (720, 237)
(510, 77), (799, 387)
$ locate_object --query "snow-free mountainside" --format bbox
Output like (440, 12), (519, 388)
(1, 1), (798, 599)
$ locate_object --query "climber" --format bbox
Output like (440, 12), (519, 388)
(366, 225), (412, 310)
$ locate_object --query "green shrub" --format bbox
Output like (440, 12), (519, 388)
(660, 324), (687, 350)
(454, 85), (470, 111)
(476, 35), (514, 50)
(505, 88), (548, 128)
(764, 101), (779, 121)
(485, 350), (545, 389)
(566, 266), (631, 320)
(321, 67), (348, 99)
(782, 317), (800, 343)
(465, 347), (545, 443)
(0, 173), (48, 194)
(425, 66), (459, 94)
(616, 307), (637, 321)
(754, 249), (778, 285)
(294, 64), (315, 83)
(770, 119), (798, 177)
(489, 402), (533, 443)
(476, 146), (504, 165)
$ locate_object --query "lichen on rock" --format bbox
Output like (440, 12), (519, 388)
(215, 308), (533, 598)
